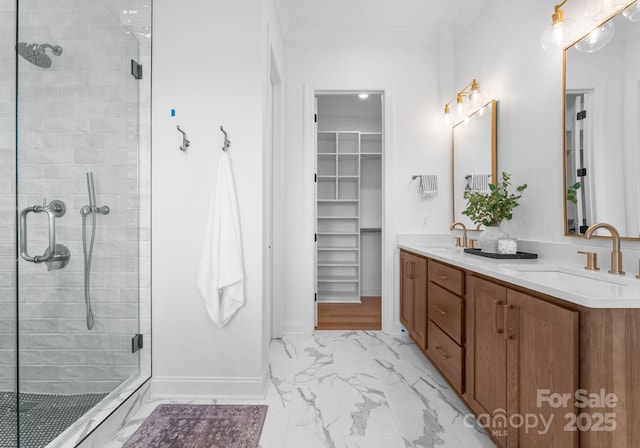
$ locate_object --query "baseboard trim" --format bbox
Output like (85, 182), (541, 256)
(281, 320), (309, 334)
(151, 366), (269, 400)
(317, 299), (362, 304)
(361, 291), (382, 297)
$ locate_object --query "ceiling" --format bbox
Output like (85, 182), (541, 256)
(275, 0), (487, 44)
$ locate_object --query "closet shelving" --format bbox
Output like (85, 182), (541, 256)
(316, 129), (382, 302)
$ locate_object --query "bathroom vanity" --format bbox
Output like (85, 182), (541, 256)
(398, 244), (640, 448)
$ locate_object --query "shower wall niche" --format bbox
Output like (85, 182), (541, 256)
(1, 0), (151, 446)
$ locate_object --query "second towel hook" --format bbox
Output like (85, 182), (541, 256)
(177, 125), (190, 152)
(220, 126), (231, 152)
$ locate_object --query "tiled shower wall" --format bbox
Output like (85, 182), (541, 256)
(0, 0), (151, 395)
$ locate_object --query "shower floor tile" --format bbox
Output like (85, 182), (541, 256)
(0, 391), (106, 448)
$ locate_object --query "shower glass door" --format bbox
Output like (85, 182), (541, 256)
(7, 0), (152, 446)
(0, 0), (18, 447)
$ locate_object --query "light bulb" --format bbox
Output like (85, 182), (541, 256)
(584, 0), (629, 20)
(541, 4), (576, 50)
(468, 80), (483, 110)
(575, 20), (615, 53)
(358, 93), (369, 99)
(443, 104), (451, 125)
(541, 20), (575, 50)
(456, 93), (465, 117)
(623, 1), (640, 21)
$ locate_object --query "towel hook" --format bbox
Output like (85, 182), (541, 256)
(177, 125), (190, 152)
(220, 126), (231, 152)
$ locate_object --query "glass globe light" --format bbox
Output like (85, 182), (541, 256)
(575, 20), (615, 53)
(584, 0), (629, 21)
(623, 1), (640, 21)
(541, 6), (576, 50)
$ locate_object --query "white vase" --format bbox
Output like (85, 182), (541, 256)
(478, 225), (507, 253)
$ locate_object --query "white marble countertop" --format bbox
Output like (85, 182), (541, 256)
(398, 242), (640, 309)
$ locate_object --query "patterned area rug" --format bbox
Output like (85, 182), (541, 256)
(123, 404), (268, 448)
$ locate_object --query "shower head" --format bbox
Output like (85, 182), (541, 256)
(17, 42), (63, 68)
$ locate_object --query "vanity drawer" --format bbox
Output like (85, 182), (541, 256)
(428, 282), (463, 345)
(427, 321), (463, 393)
(428, 260), (463, 296)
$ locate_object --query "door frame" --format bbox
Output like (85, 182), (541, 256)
(267, 47), (284, 339)
(303, 83), (395, 333)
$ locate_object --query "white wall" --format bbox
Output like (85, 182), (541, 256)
(453, 0), (640, 255)
(151, 0), (283, 397)
(281, 40), (454, 332)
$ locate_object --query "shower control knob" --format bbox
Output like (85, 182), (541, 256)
(43, 244), (70, 271)
(48, 199), (66, 218)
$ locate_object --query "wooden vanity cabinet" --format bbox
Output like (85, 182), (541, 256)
(466, 274), (579, 448)
(426, 260), (465, 393)
(399, 250), (427, 348)
(398, 249), (640, 448)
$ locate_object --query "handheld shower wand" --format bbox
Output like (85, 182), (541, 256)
(87, 172), (96, 209)
(81, 172), (109, 330)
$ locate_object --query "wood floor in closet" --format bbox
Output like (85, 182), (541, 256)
(315, 296), (381, 330)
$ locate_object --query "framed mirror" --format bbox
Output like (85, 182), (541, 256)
(563, 7), (640, 239)
(452, 99), (497, 227)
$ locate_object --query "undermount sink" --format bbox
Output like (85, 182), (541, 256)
(505, 264), (632, 289)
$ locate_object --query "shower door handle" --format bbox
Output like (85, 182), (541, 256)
(19, 199), (70, 270)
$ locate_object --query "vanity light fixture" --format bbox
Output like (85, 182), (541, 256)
(541, 0), (576, 50)
(443, 79), (482, 125)
(358, 93), (369, 99)
(584, 0), (631, 20)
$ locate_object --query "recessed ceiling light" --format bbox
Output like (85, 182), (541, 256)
(358, 93), (369, 99)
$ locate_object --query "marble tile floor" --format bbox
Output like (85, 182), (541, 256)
(105, 331), (496, 448)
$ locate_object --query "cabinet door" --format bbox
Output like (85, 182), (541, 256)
(399, 251), (414, 331)
(506, 290), (579, 448)
(412, 255), (427, 348)
(399, 251), (428, 348)
(466, 275), (508, 447)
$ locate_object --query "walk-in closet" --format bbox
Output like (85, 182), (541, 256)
(314, 93), (383, 329)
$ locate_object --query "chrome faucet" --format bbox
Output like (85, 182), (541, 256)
(450, 222), (468, 248)
(584, 223), (625, 275)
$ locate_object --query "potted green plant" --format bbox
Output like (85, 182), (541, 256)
(462, 172), (527, 252)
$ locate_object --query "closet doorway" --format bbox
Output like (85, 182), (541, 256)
(314, 93), (383, 330)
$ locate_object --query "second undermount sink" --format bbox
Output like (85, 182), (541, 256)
(505, 264), (632, 290)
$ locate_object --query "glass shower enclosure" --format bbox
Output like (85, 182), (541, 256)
(1, 0), (151, 446)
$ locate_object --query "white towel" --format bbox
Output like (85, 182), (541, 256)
(467, 173), (491, 193)
(196, 151), (245, 327)
(419, 174), (438, 198)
